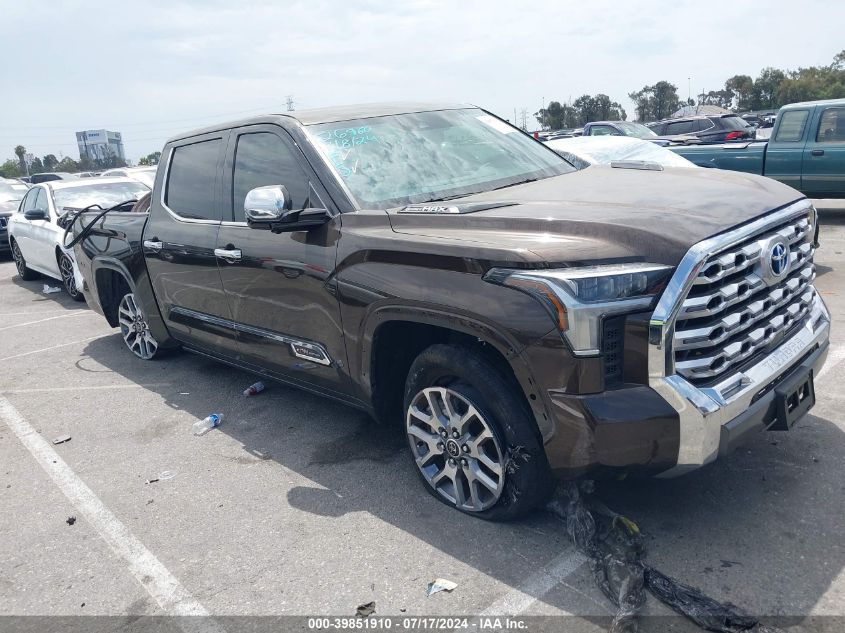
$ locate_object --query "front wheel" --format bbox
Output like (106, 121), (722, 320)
(59, 252), (85, 302)
(11, 239), (39, 281)
(403, 344), (553, 521)
(117, 292), (159, 359)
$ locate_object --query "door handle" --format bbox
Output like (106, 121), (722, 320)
(214, 248), (242, 263)
(143, 240), (163, 252)
(811, 149), (825, 156)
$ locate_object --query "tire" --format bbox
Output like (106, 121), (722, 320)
(58, 252), (85, 302)
(403, 344), (553, 521)
(10, 239), (39, 281)
(117, 292), (160, 360)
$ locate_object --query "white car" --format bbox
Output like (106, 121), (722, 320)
(100, 166), (157, 188)
(545, 136), (697, 170)
(8, 178), (150, 300)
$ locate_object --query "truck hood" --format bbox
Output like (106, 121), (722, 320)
(387, 165), (805, 267)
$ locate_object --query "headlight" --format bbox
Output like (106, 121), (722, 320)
(485, 263), (672, 355)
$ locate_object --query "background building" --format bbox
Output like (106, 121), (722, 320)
(75, 129), (125, 162)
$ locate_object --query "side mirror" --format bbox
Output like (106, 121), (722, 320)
(24, 208), (48, 221)
(244, 185), (330, 233)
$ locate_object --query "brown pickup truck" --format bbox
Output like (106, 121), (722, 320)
(59, 103), (830, 520)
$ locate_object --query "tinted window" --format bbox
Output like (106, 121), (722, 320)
(589, 125), (616, 136)
(232, 132), (309, 222)
(695, 119), (714, 132)
(817, 108), (845, 142)
(34, 188), (48, 212)
(21, 189), (37, 212)
(720, 116), (748, 131)
(775, 110), (809, 142)
(165, 139), (221, 220)
(666, 120), (694, 135)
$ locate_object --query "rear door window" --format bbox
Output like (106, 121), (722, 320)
(231, 132), (310, 222)
(775, 110), (809, 142)
(666, 120), (694, 135)
(816, 108), (845, 142)
(165, 139), (222, 221)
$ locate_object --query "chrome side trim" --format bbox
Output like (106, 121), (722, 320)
(169, 306), (333, 366)
(648, 199), (830, 476)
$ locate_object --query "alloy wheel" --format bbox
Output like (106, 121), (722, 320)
(117, 293), (158, 359)
(12, 241), (26, 277)
(406, 386), (505, 512)
(59, 253), (79, 299)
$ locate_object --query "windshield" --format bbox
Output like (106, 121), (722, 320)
(53, 182), (151, 211)
(306, 108), (573, 209)
(0, 182), (29, 202)
(615, 122), (658, 139)
(129, 169), (157, 188)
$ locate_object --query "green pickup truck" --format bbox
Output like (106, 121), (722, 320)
(671, 98), (845, 198)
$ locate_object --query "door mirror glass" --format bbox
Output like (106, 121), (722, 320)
(24, 208), (48, 221)
(244, 185), (290, 223)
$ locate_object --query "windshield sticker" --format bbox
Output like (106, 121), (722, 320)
(476, 115), (515, 134)
(316, 126), (379, 149)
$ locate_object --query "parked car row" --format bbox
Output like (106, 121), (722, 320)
(6, 176), (152, 298)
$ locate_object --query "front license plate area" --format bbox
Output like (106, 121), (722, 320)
(769, 368), (815, 430)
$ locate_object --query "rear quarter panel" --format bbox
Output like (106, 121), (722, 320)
(670, 142), (767, 173)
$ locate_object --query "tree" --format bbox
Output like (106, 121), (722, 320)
(0, 159), (21, 178)
(751, 67), (786, 110)
(628, 81), (680, 121)
(138, 151), (161, 166)
(14, 145), (27, 176)
(534, 101), (578, 130)
(42, 154), (59, 172)
(725, 74), (754, 111)
(29, 157), (44, 175)
(697, 89), (733, 109)
(57, 157), (79, 172)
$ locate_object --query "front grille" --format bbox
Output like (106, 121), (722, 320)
(0, 217), (7, 230)
(673, 211), (816, 386)
(602, 315), (625, 386)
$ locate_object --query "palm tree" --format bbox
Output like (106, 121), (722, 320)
(14, 145), (27, 176)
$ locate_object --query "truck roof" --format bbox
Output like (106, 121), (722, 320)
(781, 97), (845, 110)
(168, 102), (470, 144)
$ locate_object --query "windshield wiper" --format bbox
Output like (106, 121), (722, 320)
(491, 178), (537, 191)
(416, 193), (472, 203)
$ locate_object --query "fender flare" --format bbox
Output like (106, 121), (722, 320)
(359, 302), (556, 441)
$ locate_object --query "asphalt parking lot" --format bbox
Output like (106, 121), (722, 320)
(2, 207), (845, 633)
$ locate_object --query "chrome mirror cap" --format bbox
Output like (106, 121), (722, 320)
(244, 185), (290, 223)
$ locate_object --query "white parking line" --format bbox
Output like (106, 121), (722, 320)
(0, 311), (88, 331)
(476, 549), (587, 616)
(0, 310), (77, 316)
(0, 336), (102, 362)
(0, 396), (221, 628)
(817, 343), (845, 383)
(3, 383), (172, 394)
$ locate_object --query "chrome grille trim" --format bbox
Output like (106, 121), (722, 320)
(671, 208), (816, 385)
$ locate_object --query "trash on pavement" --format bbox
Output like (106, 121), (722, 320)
(547, 481), (780, 633)
(42, 284), (62, 294)
(52, 434), (72, 445)
(243, 381), (265, 396)
(146, 470), (176, 485)
(192, 413), (222, 436)
(356, 602), (376, 617)
(426, 578), (458, 597)
(66, 516), (76, 525)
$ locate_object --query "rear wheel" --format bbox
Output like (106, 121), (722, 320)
(11, 239), (39, 281)
(403, 344), (553, 520)
(58, 252), (84, 301)
(117, 292), (159, 359)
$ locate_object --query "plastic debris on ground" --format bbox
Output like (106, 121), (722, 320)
(426, 578), (458, 597)
(243, 381), (265, 396)
(547, 480), (783, 633)
(52, 434), (72, 445)
(356, 602), (376, 617)
(42, 284), (62, 294)
(146, 470), (176, 485)
(192, 413), (222, 436)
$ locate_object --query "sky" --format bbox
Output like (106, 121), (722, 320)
(1, 0), (843, 164)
